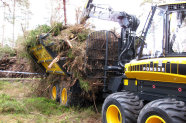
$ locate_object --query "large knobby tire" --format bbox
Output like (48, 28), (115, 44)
(59, 87), (72, 106)
(102, 91), (143, 123)
(59, 86), (81, 106)
(137, 98), (186, 123)
(50, 82), (60, 101)
(59, 79), (83, 106)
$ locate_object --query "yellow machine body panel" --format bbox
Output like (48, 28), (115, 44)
(125, 57), (186, 84)
(30, 44), (65, 75)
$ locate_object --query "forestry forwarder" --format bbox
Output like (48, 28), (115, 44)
(83, 1), (186, 123)
(29, 1), (186, 123)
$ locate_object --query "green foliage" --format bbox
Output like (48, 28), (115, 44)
(79, 78), (90, 92)
(77, 32), (88, 42)
(67, 49), (75, 59)
(0, 45), (16, 58)
(52, 22), (63, 36)
(15, 24), (51, 59)
(24, 97), (68, 115)
(70, 27), (89, 42)
(25, 25), (51, 47)
(0, 94), (25, 114)
(37, 25), (51, 34)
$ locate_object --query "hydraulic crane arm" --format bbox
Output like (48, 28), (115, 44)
(81, 0), (139, 31)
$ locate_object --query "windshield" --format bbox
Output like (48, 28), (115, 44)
(142, 8), (164, 58)
(169, 11), (186, 53)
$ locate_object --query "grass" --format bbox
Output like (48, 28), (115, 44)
(0, 81), (66, 115)
(24, 97), (68, 115)
(0, 81), (101, 123)
(0, 81), (9, 90)
(0, 94), (25, 114)
(0, 85), (68, 115)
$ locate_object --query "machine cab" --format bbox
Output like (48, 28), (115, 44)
(125, 2), (186, 84)
(141, 2), (186, 58)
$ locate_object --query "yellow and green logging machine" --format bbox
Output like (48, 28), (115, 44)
(84, 1), (186, 123)
(29, 1), (186, 123)
(101, 2), (186, 123)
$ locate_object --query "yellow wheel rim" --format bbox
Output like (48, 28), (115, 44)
(106, 105), (122, 123)
(145, 115), (166, 123)
(52, 86), (57, 100)
(61, 88), (67, 105)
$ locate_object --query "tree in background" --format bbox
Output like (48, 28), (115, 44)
(49, 0), (64, 26)
(0, 0), (30, 47)
(0, 0), (10, 46)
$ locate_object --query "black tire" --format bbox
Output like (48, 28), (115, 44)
(50, 82), (60, 101)
(59, 79), (83, 106)
(137, 98), (186, 123)
(59, 87), (81, 106)
(102, 91), (143, 123)
(59, 86), (72, 106)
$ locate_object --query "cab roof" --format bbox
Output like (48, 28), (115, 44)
(158, 1), (186, 6)
(158, 1), (186, 11)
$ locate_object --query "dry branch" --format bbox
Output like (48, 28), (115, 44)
(65, 39), (73, 48)
(48, 55), (60, 69)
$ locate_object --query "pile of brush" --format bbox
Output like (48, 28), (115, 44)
(0, 55), (35, 78)
(22, 22), (118, 100)
(21, 23), (96, 95)
(0, 56), (16, 70)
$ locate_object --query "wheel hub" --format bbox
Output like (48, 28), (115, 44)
(106, 105), (122, 123)
(61, 88), (67, 105)
(52, 86), (57, 100)
(145, 115), (166, 123)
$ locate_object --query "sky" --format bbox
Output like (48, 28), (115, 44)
(0, 0), (148, 47)
(29, 0), (142, 25)
(28, 0), (145, 33)
(29, 0), (86, 28)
